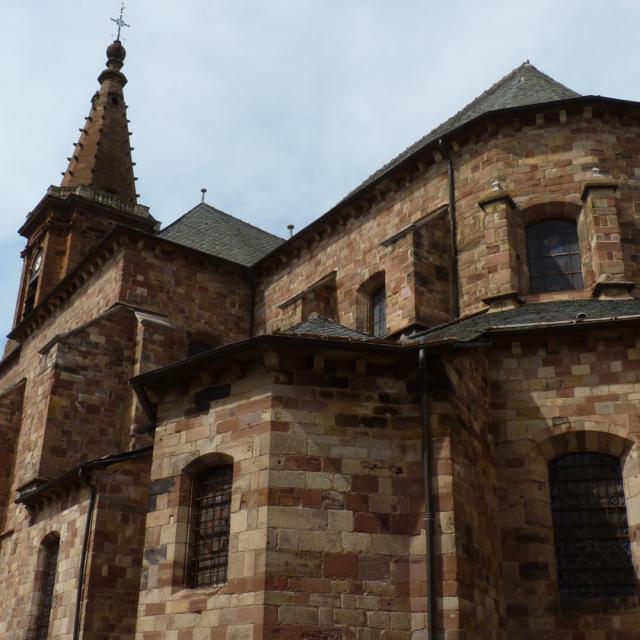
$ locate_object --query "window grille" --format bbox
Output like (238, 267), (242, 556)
(187, 465), (232, 588)
(371, 286), (386, 337)
(32, 536), (59, 640)
(549, 452), (636, 599)
(526, 219), (583, 293)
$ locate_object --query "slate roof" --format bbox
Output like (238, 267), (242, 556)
(344, 62), (580, 201)
(287, 315), (372, 341)
(415, 299), (640, 344)
(158, 202), (284, 266)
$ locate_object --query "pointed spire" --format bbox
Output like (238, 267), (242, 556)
(60, 39), (137, 205)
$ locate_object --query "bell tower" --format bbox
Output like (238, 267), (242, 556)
(12, 36), (158, 330)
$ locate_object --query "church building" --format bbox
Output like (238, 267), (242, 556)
(2, 33), (640, 640)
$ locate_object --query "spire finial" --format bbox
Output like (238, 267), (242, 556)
(111, 2), (130, 41)
(201, 188), (207, 203)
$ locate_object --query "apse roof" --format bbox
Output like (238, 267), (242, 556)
(344, 61), (580, 200)
(160, 63), (582, 266)
(157, 202), (284, 267)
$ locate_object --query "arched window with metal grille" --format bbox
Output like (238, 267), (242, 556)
(30, 533), (60, 640)
(526, 218), (584, 293)
(186, 464), (233, 588)
(549, 452), (636, 599)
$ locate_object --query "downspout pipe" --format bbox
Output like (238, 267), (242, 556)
(439, 139), (460, 320)
(249, 271), (256, 338)
(419, 347), (436, 640)
(74, 467), (97, 640)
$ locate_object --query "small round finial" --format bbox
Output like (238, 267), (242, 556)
(287, 224), (294, 238)
(201, 188), (207, 203)
(107, 40), (127, 63)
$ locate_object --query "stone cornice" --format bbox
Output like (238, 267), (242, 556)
(19, 185), (157, 238)
(8, 226), (250, 343)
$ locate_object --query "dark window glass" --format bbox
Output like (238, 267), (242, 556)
(526, 219), (583, 293)
(549, 452), (636, 599)
(371, 286), (386, 337)
(32, 536), (59, 640)
(187, 465), (232, 588)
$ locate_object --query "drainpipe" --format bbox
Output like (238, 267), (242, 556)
(439, 140), (460, 320)
(419, 347), (436, 639)
(249, 271), (256, 338)
(74, 467), (97, 640)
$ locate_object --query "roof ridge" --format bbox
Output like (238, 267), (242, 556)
(339, 61), (580, 204)
(198, 202), (285, 242)
(159, 201), (284, 242)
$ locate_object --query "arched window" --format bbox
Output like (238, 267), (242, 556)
(526, 219), (583, 293)
(371, 286), (386, 337)
(356, 271), (386, 336)
(31, 533), (60, 640)
(549, 452), (635, 599)
(187, 464), (233, 588)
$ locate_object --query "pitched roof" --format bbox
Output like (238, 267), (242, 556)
(158, 202), (284, 267)
(344, 61), (580, 200)
(287, 315), (372, 341)
(415, 299), (640, 344)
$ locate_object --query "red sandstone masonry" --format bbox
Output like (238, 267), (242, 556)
(256, 110), (640, 337)
(492, 328), (640, 639)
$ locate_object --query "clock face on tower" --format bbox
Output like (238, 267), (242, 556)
(31, 252), (42, 280)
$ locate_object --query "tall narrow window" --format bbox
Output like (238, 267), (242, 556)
(23, 250), (43, 317)
(526, 219), (583, 293)
(549, 452), (635, 599)
(32, 534), (60, 640)
(371, 286), (386, 337)
(187, 465), (232, 588)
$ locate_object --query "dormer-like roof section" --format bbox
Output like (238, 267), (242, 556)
(158, 202), (284, 266)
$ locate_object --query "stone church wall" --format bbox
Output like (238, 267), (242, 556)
(257, 109), (640, 339)
(137, 346), (435, 640)
(255, 163), (452, 336)
(491, 327), (640, 638)
(0, 489), (91, 639)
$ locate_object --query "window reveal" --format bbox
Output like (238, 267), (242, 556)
(549, 452), (635, 599)
(526, 219), (583, 293)
(32, 535), (60, 640)
(187, 465), (233, 588)
(371, 286), (386, 337)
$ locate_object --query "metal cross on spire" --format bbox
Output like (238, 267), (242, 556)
(111, 2), (130, 41)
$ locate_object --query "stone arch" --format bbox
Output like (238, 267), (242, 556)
(530, 424), (640, 590)
(182, 451), (234, 476)
(532, 423), (634, 461)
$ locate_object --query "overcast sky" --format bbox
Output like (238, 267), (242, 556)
(2, 0), (640, 335)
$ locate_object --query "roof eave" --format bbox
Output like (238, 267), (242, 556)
(251, 94), (640, 270)
(8, 226), (250, 342)
(130, 333), (428, 388)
